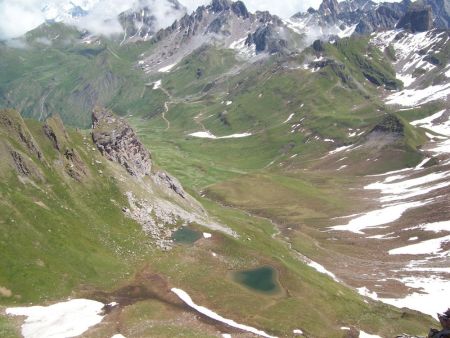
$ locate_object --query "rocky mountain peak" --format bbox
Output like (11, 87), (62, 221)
(91, 107), (152, 179)
(207, 0), (249, 18)
(319, 0), (341, 17)
(210, 0), (232, 13)
(119, 0), (186, 42)
(231, 1), (249, 18)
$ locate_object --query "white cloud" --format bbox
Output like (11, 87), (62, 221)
(0, 0), (401, 40)
(0, 0), (46, 39)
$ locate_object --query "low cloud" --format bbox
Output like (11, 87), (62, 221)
(0, 0), (46, 40)
(0, 0), (401, 40)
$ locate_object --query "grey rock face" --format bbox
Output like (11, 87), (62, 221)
(397, 5), (434, 32)
(153, 171), (186, 199)
(423, 0), (450, 29)
(231, 1), (249, 18)
(91, 108), (152, 178)
(245, 25), (288, 54)
(291, 0), (447, 37)
(118, 0), (186, 41)
(210, 0), (232, 13)
(10, 150), (32, 176)
(355, 4), (407, 34)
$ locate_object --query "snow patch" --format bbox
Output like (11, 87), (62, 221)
(330, 201), (428, 234)
(171, 288), (277, 338)
(6, 299), (105, 338)
(386, 83), (450, 107)
(158, 63), (177, 73)
(357, 287), (378, 300)
(307, 260), (339, 282)
(359, 331), (382, 338)
(328, 145), (353, 155)
(153, 80), (162, 90)
(188, 131), (252, 139)
(379, 275), (450, 319)
(389, 235), (450, 256)
(283, 113), (295, 124)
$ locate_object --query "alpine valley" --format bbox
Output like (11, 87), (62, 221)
(0, 0), (449, 337)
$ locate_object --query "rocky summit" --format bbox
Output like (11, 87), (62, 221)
(92, 107), (152, 178)
(0, 0), (449, 337)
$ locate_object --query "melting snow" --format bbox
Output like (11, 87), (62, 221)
(171, 288), (277, 338)
(372, 30), (448, 95)
(330, 200), (428, 234)
(379, 275), (450, 319)
(6, 299), (105, 338)
(357, 287), (379, 300)
(386, 83), (450, 107)
(389, 235), (450, 256)
(359, 331), (382, 338)
(307, 260), (339, 282)
(153, 80), (162, 90)
(188, 131), (252, 139)
(411, 110), (450, 137)
(365, 171), (450, 202)
(328, 145), (353, 155)
(229, 37), (256, 59)
(158, 63), (177, 73)
(417, 221), (450, 233)
(283, 113), (295, 124)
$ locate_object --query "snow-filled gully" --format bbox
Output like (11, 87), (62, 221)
(171, 288), (277, 338)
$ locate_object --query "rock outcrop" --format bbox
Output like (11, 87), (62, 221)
(245, 25), (288, 54)
(118, 0), (186, 41)
(363, 114), (406, 148)
(64, 148), (88, 182)
(370, 114), (405, 136)
(428, 308), (450, 338)
(0, 109), (43, 161)
(92, 107), (152, 179)
(153, 171), (186, 199)
(423, 0), (450, 29)
(397, 5), (434, 32)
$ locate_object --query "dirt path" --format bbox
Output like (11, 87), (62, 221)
(162, 101), (171, 131)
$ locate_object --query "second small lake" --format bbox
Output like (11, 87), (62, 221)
(233, 266), (279, 294)
(171, 227), (202, 244)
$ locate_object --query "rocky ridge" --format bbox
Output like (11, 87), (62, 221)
(91, 107), (236, 249)
(139, 0), (301, 73)
(289, 0), (449, 42)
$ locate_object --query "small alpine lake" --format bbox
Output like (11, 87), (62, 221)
(171, 227), (202, 244)
(232, 266), (280, 294)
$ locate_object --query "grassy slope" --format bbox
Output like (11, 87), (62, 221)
(0, 23), (166, 127)
(0, 110), (155, 304)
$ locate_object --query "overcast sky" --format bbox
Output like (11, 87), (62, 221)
(0, 0), (397, 40)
